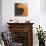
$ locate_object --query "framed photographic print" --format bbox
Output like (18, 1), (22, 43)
(15, 3), (28, 16)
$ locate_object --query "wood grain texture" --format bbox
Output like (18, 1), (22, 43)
(7, 23), (34, 46)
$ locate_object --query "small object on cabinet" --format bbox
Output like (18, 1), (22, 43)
(25, 20), (30, 23)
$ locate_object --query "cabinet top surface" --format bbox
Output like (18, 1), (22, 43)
(7, 23), (34, 25)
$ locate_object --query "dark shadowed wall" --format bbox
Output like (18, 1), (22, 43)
(0, 0), (2, 32)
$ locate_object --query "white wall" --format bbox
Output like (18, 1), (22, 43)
(0, 0), (2, 32)
(2, 0), (40, 46)
(40, 0), (46, 31)
(32, 0), (40, 46)
(2, 0), (46, 46)
(40, 1), (46, 45)
(40, 0), (46, 13)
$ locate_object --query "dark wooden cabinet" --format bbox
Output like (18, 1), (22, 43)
(7, 23), (34, 46)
